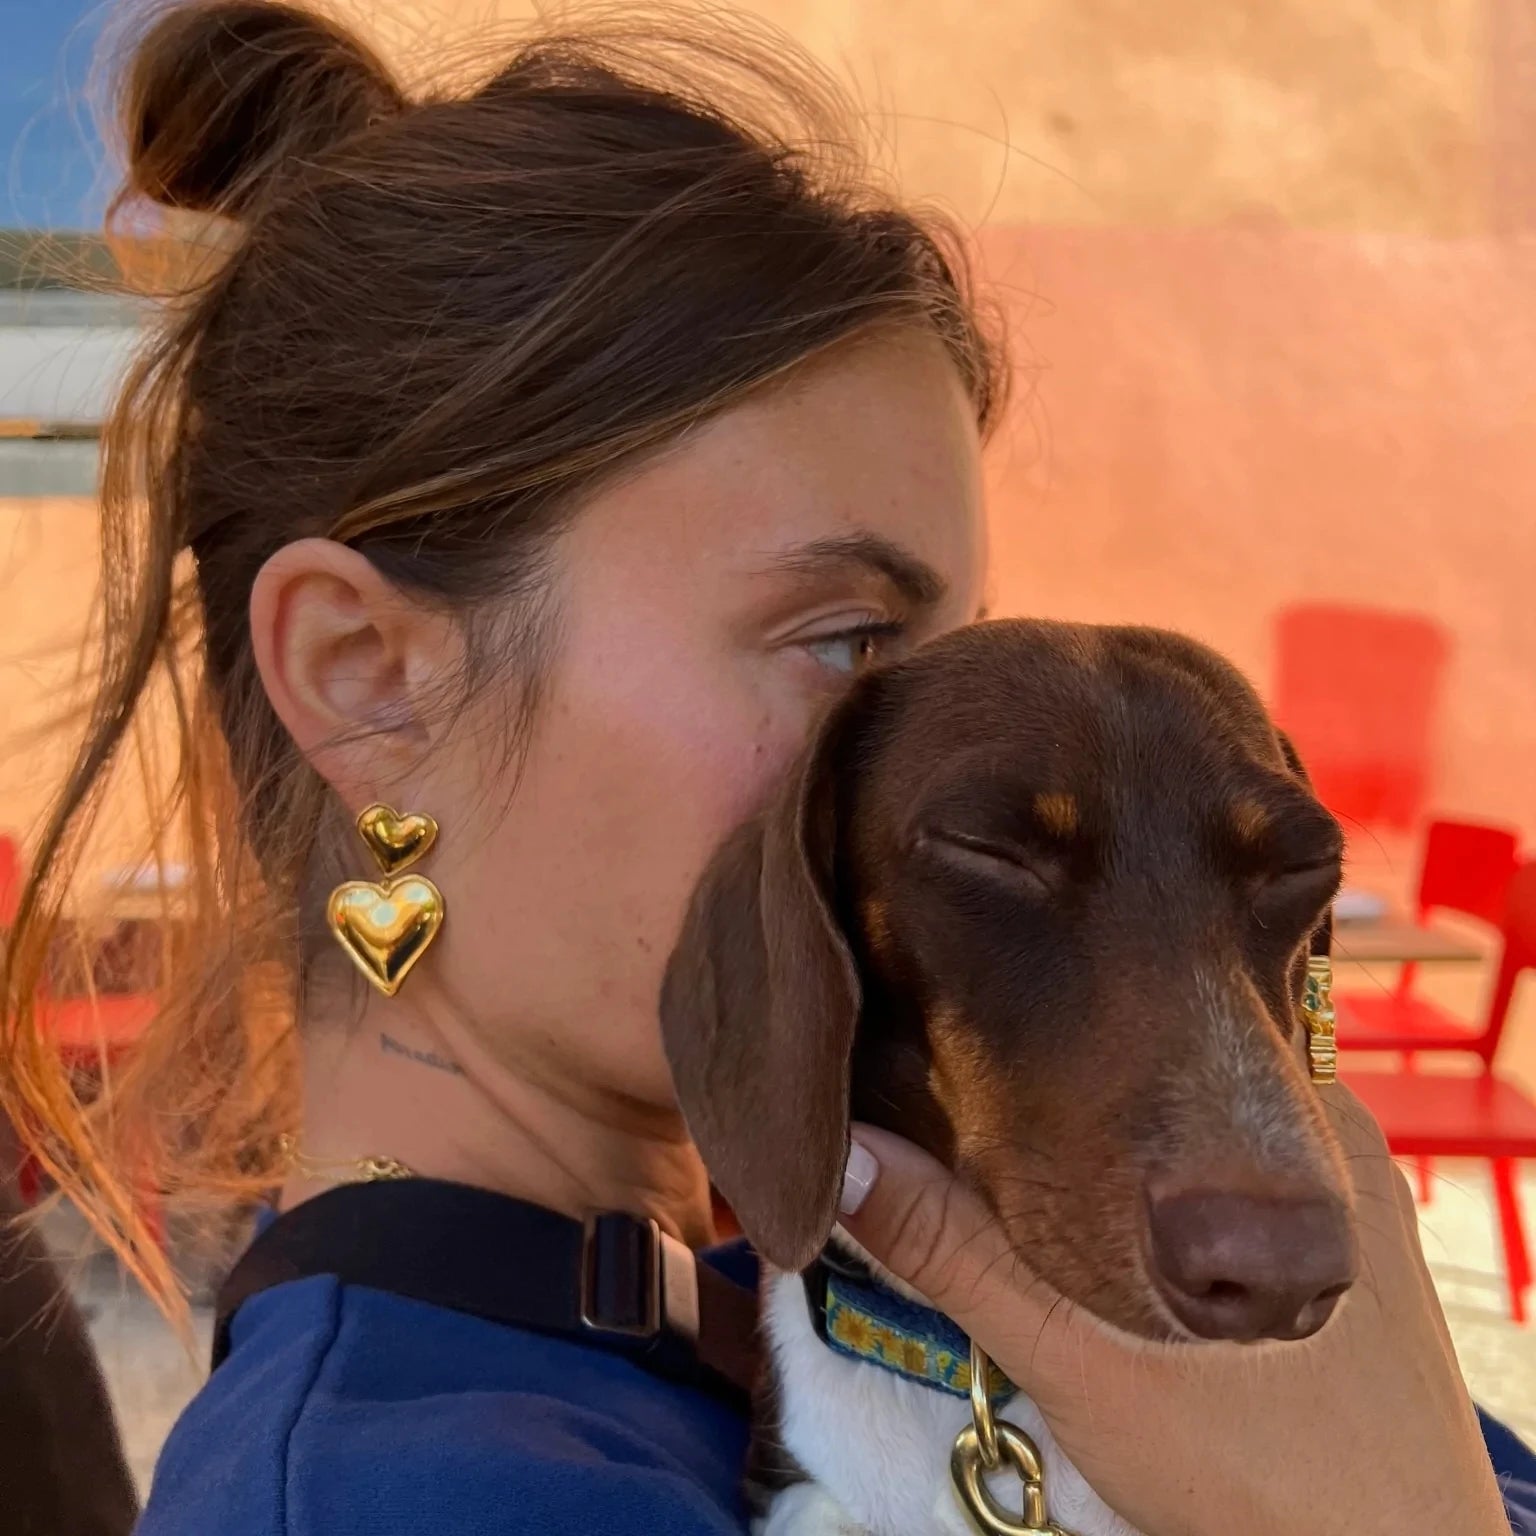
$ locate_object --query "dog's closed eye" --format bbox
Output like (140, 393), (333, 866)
(915, 828), (1060, 901)
(1236, 796), (1343, 922)
(1251, 856), (1342, 929)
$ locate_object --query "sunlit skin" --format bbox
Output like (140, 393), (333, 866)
(247, 330), (989, 1241)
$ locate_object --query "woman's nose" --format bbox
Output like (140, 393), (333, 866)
(1144, 1184), (1357, 1342)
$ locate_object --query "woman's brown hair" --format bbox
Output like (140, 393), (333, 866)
(0, 0), (1004, 1316)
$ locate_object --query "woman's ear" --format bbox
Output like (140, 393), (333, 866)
(660, 699), (861, 1272)
(249, 538), (456, 799)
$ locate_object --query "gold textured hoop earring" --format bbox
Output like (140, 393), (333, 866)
(326, 803), (445, 998)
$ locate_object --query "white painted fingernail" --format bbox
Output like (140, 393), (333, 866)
(840, 1141), (879, 1214)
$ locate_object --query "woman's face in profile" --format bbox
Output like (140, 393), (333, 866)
(440, 329), (988, 1112)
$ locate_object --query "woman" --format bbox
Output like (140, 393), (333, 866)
(1, 3), (1530, 1533)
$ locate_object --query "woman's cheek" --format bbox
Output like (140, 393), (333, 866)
(698, 705), (813, 836)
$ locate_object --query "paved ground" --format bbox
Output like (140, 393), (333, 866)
(39, 1157), (1536, 1504)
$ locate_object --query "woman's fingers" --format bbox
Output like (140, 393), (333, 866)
(1317, 1085), (1429, 1264)
(840, 1091), (1513, 1536)
(837, 1124), (1062, 1353)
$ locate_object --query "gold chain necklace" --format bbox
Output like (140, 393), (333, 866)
(277, 1135), (415, 1185)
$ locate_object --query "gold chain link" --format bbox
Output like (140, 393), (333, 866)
(277, 1135), (416, 1184)
(950, 1341), (1077, 1536)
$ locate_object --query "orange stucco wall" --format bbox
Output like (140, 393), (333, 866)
(980, 226), (1536, 873)
(0, 496), (125, 869)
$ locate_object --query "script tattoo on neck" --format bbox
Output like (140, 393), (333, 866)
(379, 1032), (466, 1077)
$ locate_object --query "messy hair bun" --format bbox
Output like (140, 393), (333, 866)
(122, 0), (405, 216)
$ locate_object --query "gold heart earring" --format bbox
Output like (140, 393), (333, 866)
(1302, 955), (1338, 1084)
(326, 803), (445, 998)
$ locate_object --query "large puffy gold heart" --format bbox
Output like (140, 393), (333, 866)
(356, 804), (438, 875)
(326, 876), (445, 998)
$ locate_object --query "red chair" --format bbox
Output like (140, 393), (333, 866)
(0, 836), (165, 1247)
(1346, 860), (1536, 1322)
(1271, 604), (1449, 831)
(1335, 818), (1520, 1056)
(0, 833), (19, 928)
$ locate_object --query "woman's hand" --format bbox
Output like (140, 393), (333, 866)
(838, 1085), (1511, 1536)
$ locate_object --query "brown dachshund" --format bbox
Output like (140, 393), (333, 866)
(662, 620), (1355, 1536)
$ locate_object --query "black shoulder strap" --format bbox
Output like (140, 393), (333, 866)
(214, 1179), (760, 1411)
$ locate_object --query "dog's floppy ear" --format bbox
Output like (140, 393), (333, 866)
(661, 701), (860, 1271)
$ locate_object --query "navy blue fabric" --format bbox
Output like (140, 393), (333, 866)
(138, 1266), (750, 1536)
(1482, 1408), (1536, 1534)
(137, 1235), (1536, 1535)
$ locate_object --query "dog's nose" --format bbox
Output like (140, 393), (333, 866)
(1144, 1186), (1356, 1342)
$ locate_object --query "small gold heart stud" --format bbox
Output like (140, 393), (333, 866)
(356, 804), (438, 876)
(326, 875), (445, 998)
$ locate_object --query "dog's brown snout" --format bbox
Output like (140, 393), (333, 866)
(1144, 1184), (1357, 1342)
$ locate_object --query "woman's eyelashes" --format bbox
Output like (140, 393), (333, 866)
(798, 618), (908, 677)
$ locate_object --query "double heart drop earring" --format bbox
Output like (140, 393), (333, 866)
(326, 804), (445, 998)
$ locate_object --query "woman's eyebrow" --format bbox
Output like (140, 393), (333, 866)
(765, 531), (947, 607)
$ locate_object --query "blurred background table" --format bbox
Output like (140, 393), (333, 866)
(1333, 917), (1484, 966)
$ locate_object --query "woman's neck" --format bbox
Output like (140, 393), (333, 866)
(283, 998), (717, 1248)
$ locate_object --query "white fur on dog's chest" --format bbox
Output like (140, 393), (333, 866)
(757, 1268), (1143, 1536)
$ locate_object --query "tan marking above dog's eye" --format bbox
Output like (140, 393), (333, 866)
(1033, 792), (1078, 838)
(1230, 798), (1271, 846)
